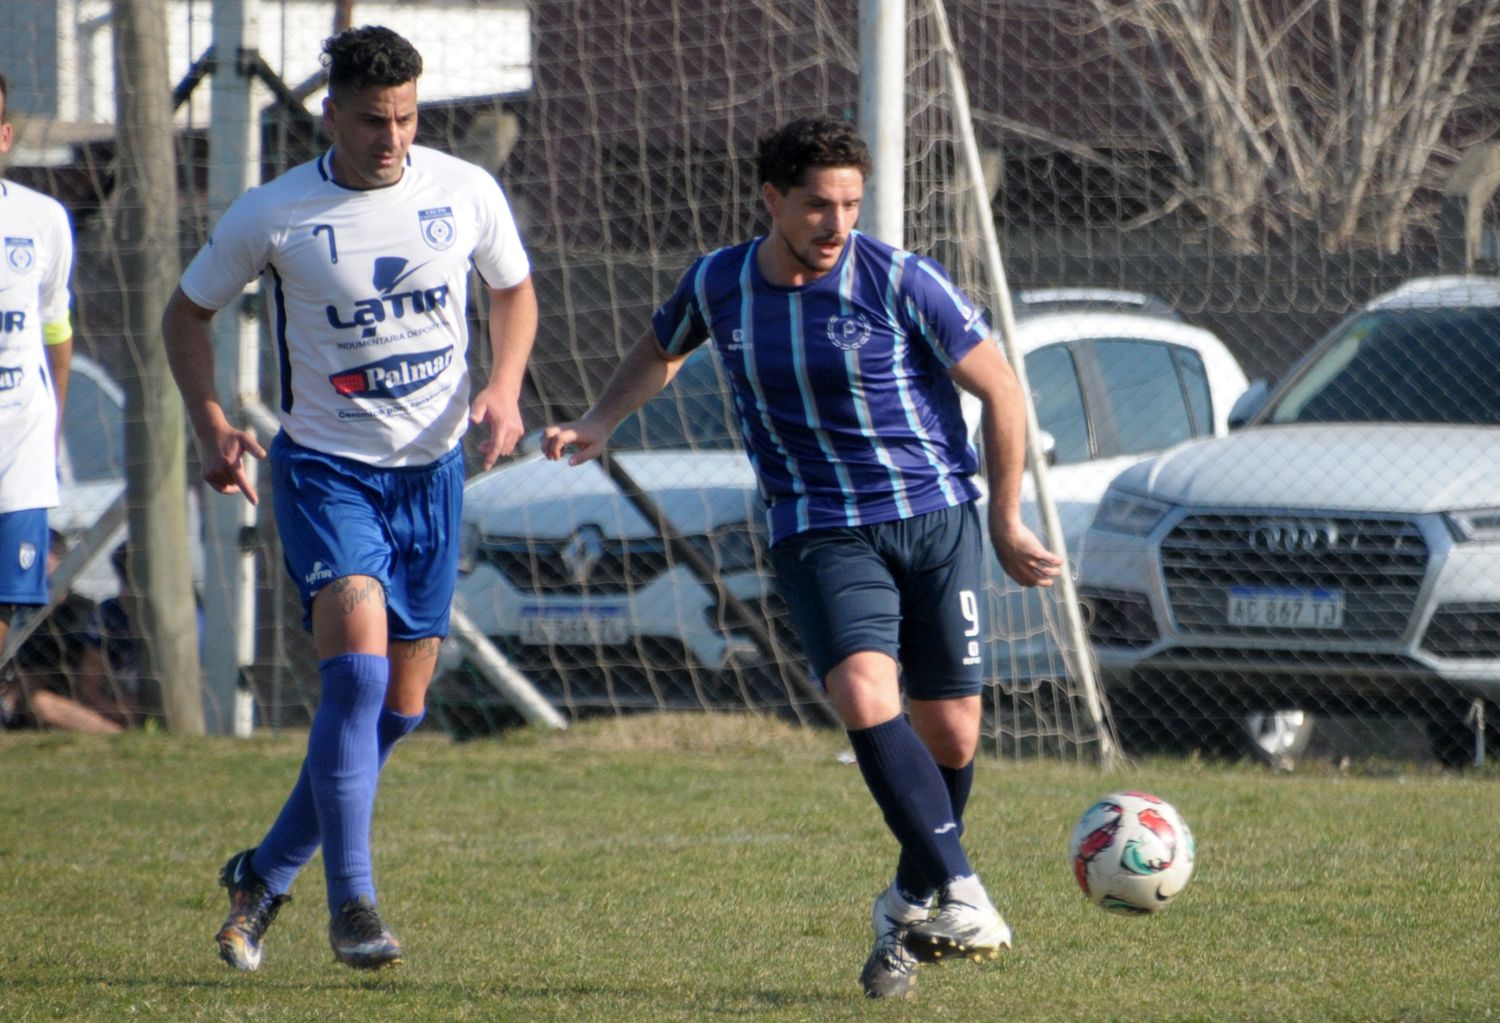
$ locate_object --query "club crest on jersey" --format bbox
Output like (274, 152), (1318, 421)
(0, 365), (21, 390)
(826, 312), (873, 351)
(326, 256), (447, 340)
(419, 207), (457, 251)
(18, 541), (37, 571)
(5, 237), (35, 274)
(329, 345), (454, 400)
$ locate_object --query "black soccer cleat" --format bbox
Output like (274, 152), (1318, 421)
(329, 895), (404, 970)
(216, 848), (290, 971)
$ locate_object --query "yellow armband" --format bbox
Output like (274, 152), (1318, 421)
(43, 314), (73, 346)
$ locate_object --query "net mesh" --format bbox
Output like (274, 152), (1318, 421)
(4, 0), (1498, 766)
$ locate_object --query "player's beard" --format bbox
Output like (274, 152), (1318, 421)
(785, 232), (844, 276)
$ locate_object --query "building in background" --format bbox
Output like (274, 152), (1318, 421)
(0, 0), (530, 164)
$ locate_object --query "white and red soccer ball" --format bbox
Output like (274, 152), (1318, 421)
(1068, 791), (1195, 914)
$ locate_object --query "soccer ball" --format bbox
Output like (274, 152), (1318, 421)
(1068, 791), (1195, 914)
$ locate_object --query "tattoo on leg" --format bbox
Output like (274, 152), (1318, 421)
(330, 577), (386, 617)
(401, 637), (441, 660)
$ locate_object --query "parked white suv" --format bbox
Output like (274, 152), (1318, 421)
(1078, 277), (1500, 766)
(435, 291), (1247, 732)
(54, 355), (128, 600)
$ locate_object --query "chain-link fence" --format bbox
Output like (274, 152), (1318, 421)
(4, 0), (1498, 767)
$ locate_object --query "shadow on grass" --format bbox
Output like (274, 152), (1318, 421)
(58, 973), (857, 1011)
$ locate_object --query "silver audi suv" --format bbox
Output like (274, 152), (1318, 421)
(1078, 277), (1500, 766)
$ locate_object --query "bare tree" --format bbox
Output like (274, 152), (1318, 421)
(1048, 0), (1500, 252)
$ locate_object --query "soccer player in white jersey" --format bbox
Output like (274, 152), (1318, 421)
(544, 117), (1062, 999)
(0, 71), (76, 672)
(162, 26), (537, 972)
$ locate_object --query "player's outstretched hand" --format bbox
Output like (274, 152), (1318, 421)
(542, 419), (609, 466)
(202, 426), (267, 506)
(469, 388), (525, 472)
(991, 515), (1064, 588)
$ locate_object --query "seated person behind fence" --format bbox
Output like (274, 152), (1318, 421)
(81, 544), (149, 724)
(0, 530), (124, 733)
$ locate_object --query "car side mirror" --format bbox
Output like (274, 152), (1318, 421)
(1227, 379), (1270, 430)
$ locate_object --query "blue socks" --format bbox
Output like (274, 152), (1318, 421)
(847, 715), (973, 894)
(250, 654), (423, 913)
(252, 703), (425, 897)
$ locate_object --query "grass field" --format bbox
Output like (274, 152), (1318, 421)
(1, 713), (1496, 1022)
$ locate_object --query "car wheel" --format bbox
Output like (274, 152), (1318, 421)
(1426, 699), (1499, 769)
(1238, 710), (1315, 769)
(427, 661), (529, 740)
(1108, 685), (1239, 759)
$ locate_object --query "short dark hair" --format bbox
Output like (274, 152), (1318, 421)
(755, 116), (872, 193)
(321, 26), (422, 98)
(0, 71), (9, 124)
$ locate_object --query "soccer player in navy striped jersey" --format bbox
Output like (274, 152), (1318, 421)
(163, 27), (537, 972)
(544, 116), (1062, 999)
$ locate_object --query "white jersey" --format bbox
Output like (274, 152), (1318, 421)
(180, 145), (530, 468)
(0, 178), (74, 513)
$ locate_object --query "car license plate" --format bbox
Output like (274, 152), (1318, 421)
(1227, 586), (1344, 628)
(519, 605), (628, 645)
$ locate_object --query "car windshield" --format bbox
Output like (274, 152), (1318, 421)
(1265, 307), (1500, 426)
(609, 348), (743, 451)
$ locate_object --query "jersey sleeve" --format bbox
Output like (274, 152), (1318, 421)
(39, 198), (74, 328)
(470, 172), (531, 291)
(651, 255), (713, 356)
(179, 192), (275, 311)
(900, 255), (992, 368)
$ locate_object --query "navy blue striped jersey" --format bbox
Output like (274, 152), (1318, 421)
(652, 230), (990, 544)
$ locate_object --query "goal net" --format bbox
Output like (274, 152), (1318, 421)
(434, 0), (1115, 761)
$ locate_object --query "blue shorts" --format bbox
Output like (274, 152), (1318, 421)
(0, 508), (50, 606)
(768, 502), (985, 701)
(270, 433), (464, 641)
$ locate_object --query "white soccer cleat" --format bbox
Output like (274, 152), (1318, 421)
(859, 887), (929, 999)
(903, 890), (1012, 964)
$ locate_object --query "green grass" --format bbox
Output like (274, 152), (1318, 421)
(1, 714), (1496, 1022)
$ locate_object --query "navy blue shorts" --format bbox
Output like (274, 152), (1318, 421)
(270, 433), (464, 641)
(768, 503), (985, 701)
(0, 508), (50, 606)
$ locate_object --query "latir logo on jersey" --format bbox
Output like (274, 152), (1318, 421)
(329, 346), (454, 400)
(325, 256), (447, 340)
(5, 237), (35, 274)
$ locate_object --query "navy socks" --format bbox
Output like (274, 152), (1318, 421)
(847, 715), (973, 894)
(895, 759), (973, 902)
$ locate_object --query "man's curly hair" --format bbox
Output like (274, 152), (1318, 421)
(322, 26), (423, 97)
(755, 116), (872, 193)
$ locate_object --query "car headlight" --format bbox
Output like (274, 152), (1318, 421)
(1443, 507), (1500, 544)
(1091, 489), (1176, 536)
